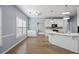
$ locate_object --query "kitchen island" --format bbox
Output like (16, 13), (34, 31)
(48, 31), (79, 53)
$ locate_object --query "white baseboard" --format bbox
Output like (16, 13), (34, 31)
(2, 36), (27, 54)
(2, 33), (16, 38)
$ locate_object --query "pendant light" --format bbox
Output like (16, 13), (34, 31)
(62, 5), (71, 20)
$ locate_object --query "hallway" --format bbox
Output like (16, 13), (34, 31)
(6, 35), (75, 54)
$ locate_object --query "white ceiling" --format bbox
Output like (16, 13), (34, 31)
(17, 5), (78, 18)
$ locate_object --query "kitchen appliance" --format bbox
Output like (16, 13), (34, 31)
(51, 24), (57, 28)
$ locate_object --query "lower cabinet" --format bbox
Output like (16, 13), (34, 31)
(48, 34), (79, 53)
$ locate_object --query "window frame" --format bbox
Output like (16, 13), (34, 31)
(16, 17), (27, 38)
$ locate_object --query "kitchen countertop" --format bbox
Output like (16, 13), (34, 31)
(47, 31), (79, 37)
(46, 27), (63, 29)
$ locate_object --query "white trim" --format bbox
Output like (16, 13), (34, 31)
(2, 33), (16, 38)
(2, 35), (27, 54)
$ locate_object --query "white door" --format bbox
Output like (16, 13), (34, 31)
(37, 19), (45, 34)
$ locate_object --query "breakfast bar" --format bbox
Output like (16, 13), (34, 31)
(48, 32), (79, 53)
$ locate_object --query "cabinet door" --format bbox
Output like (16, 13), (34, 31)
(48, 34), (79, 53)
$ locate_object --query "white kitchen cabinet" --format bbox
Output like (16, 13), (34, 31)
(48, 32), (79, 53)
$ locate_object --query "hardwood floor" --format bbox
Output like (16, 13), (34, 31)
(6, 35), (75, 54)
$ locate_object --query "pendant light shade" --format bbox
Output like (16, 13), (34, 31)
(62, 11), (71, 15)
(62, 5), (70, 20)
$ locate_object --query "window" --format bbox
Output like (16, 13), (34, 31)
(16, 17), (26, 38)
(23, 20), (26, 34)
(16, 17), (23, 37)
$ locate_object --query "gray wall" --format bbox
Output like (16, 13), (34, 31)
(29, 18), (45, 33)
(77, 7), (79, 26)
(29, 19), (38, 31)
(0, 5), (29, 53)
(69, 15), (77, 33)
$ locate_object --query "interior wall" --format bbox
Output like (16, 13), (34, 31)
(77, 7), (79, 26)
(29, 18), (45, 34)
(0, 5), (29, 53)
(77, 7), (79, 33)
(29, 18), (64, 33)
(45, 19), (53, 27)
(29, 18), (38, 31)
(69, 15), (77, 33)
(45, 19), (63, 27)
